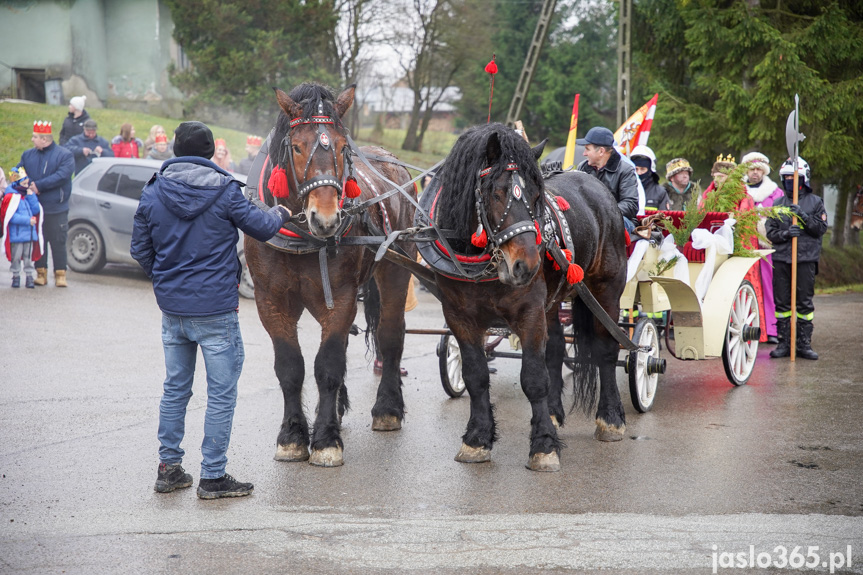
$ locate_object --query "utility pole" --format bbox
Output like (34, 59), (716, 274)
(505, 0), (557, 127)
(616, 0), (632, 126)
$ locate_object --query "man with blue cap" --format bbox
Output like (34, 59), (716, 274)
(576, 126), (640, 233)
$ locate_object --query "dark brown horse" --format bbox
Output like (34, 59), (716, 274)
(417, 123), (628, 471)
(244, 83), (416, 466)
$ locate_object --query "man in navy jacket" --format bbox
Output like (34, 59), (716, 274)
(16, 121), (75, 287)
(131, 121), (291, 499)
(64, 119), (114, 175)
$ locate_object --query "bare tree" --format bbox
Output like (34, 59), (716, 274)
(390, 0), (488, 152)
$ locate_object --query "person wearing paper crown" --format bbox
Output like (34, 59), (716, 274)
(211, 138), (237, 172)
(742, 151), (784, 344)
(131, 121), (292, 499)
(630, 145), (670, 213)
(2, 167), (43, 288)
(15, 121), (75, 287)
(764, 157), (827, 360)
(237, 135), (262, 176)
(147, 134), (174, 161)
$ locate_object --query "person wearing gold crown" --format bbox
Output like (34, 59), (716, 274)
(15, 121), (75, 287)
(237, 135), (262, 176)
(2, 167), (43, 288)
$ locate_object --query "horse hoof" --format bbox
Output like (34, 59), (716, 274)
(372, 415), (402, 431)
(309, 446), (344, 467)
(527, 451), (560, 472)
(274, 443), (310, 462)
(455, 443), (491, 463)
(550, 415), (560, 430)
(594, 419), (625, 442)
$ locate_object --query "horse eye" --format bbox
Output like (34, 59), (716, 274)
(292, 145), (302, 154)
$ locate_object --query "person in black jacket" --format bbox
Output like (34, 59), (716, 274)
(131, 121), (292, 499)
(58, 96), (91, 146)
(576, 126), (640, 233)
(631, 145), (671, 213)
(765, 157), (828, 360)
(64, 119), (114, 174)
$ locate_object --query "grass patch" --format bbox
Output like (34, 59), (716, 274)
(816, 283), (863, 295)
(1, 101), (449, 175)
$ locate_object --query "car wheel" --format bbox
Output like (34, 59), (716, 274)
(238, 250), (255, 299)
(67, 222), (106, 273)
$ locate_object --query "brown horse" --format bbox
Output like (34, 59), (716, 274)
(244, 83), (416, 467)
(415, 123), (628, 471)
(851, 185), (863, 231)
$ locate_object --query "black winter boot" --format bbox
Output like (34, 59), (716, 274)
(796, 319), (819, 360)
(154, 462), (193, 493)
(769, 317), (791, 358)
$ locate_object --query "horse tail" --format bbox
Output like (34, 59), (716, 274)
(569, 294), (600, 416)
(363, 277), (381, 358)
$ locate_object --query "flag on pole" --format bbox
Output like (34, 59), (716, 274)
(563, 94), (580, 170)
(614, 93), (658, 156)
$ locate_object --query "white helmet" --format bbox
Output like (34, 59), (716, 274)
(630, 145), (656, 173)
(779, 157), (811, 184)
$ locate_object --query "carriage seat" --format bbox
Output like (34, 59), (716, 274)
(655, 211), (730, 263)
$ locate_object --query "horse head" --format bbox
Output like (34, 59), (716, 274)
(271, 83), (355, 238)
(851, 185), (863, 231)
(439, 124), (546, 287)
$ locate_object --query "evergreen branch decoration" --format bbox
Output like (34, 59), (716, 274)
(660, 185), (706, 247)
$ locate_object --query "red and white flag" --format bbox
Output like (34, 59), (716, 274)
(614, 93), (658, 155)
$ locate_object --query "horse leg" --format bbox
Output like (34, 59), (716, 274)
(370, 263), (409, 431)
(517, 322), (562, 472)
(307, 293), (357, 467)
(253, 291), (309, 462)
(446, 319), (496, 463)
(545, 307), (566, 430)
(273, 336), (310, 461)
(593, 319), (627, 442)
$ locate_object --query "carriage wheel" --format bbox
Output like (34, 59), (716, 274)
(438, 333), (466, 398)
(627, 317), (662, 413)
(722, 280), (760, 386)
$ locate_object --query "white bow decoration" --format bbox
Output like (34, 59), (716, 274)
(658, 233), (690, 285)
(691, 218), (735, 300)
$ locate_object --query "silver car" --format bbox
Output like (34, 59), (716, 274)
(66, 157), (255, 299)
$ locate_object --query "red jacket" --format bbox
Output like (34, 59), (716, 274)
(111, 137), (140, 158)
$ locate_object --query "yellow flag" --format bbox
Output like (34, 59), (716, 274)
(563, 94), (579, 170)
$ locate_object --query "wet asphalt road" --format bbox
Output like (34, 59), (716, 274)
(1, 263), (862, 574)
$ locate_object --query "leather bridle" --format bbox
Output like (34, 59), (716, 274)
(474, 162), (540, 251)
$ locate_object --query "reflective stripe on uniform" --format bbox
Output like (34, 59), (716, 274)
(775, 311), (792, 318)
(798, 311), (814, 321)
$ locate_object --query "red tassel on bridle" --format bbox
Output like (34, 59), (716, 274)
(534, 221), (542, 245)
(268, 166), (290, 198)
(344, 177), (361, 199)
(485, 54), (497, 124)
(471, 224), (488, 248)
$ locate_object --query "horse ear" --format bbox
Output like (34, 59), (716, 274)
(486, 132), (502, 165)
(532, 139), (548, 161)
(335, 85), (356, 119)
(274, 87), (302, 118)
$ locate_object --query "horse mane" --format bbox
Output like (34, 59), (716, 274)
(436, 123), (544, 243)
(272, 82), (344, 163)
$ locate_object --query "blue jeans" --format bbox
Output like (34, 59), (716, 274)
(623, 215), (636, 234)
(158, 311), (244, 479)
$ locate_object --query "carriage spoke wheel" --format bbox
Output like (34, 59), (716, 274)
(627, 317), (662, 413)
(722, 280), (760, 386)
(438, 332), (466, 398)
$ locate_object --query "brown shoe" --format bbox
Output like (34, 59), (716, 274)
(55, 270), (68, 287)
(34, 268), (48, 286)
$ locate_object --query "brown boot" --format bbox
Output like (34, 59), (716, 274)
(55, 270), (68, 287)
(34, 268), (48, 286)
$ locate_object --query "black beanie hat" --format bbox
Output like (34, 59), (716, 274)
(632, 155), (653, 170)
(173, 121), (215, 159)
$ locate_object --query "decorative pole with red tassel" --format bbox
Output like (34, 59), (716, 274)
(485, 54), (498, 124)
